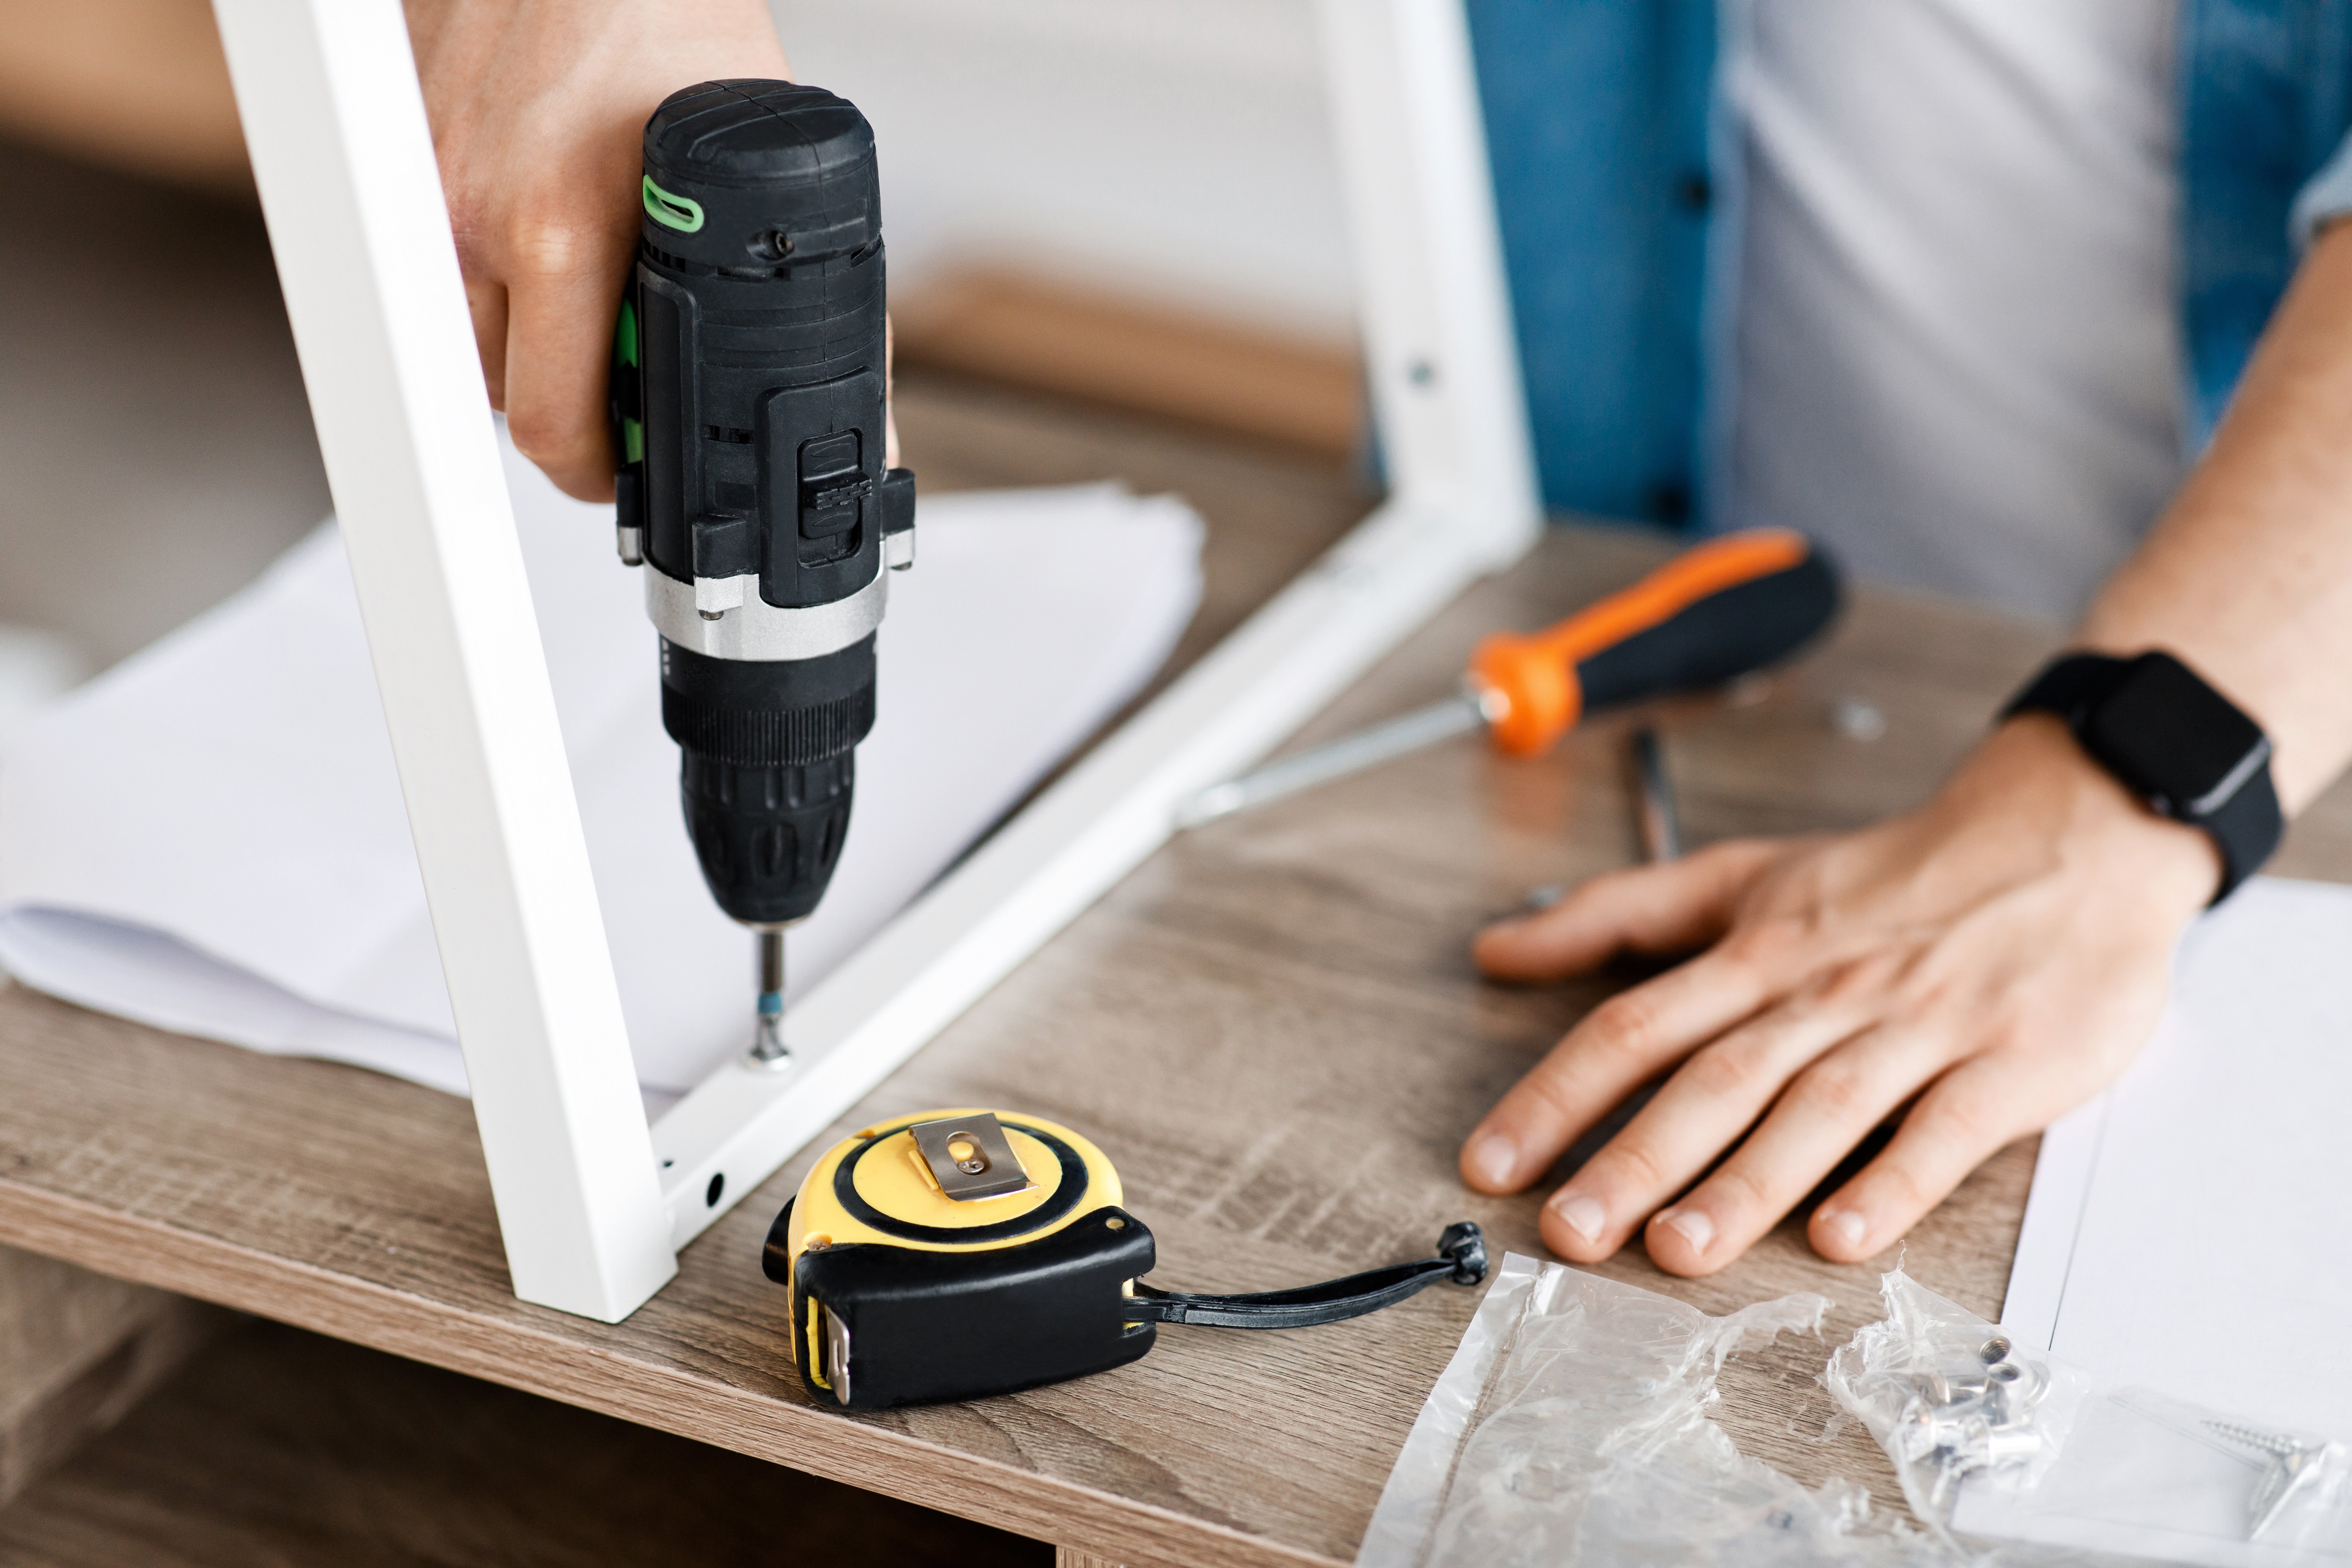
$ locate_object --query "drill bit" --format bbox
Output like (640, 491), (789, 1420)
(749, 926), (790, 1069)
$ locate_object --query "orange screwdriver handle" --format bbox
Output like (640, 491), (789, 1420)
(1466, 530), (1840, 756)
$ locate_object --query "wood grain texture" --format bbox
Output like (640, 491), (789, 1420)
(0, 1318), (1048, 1567)
(6, 390), (2352, 1565)
(0, 1245), (226, 1507)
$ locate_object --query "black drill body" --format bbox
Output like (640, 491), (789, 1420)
(614, 81), (913, 928)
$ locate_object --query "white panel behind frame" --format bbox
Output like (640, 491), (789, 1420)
(211, 0), (676, 1321)
(650, 0), (1538, 1250)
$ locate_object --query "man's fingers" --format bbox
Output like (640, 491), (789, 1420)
(499, 216), (629, 502)
(1643, 1023), (1951, 1276)
(1534, 993), (1874, 1261)
(468, 279), (510, 410)
(1807, 1056), (2038, 1262)
(1460, 944), (1784, 1195)
(1474, 839), (1779, 982)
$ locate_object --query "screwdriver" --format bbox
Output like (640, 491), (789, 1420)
(1175, 530), (1840, 827)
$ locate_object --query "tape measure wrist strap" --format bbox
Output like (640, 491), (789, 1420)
(1124, 1222), (1487, 1330)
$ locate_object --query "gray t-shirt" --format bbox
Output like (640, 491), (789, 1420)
(1724, 0), (2184, 620)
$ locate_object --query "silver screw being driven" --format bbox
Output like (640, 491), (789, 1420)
(748, 928), (791, 1070)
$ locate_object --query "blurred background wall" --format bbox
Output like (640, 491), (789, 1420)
(0, 0), (318, 743)
(770, 0), (1354, 343)
(774, 0), (1366, 456)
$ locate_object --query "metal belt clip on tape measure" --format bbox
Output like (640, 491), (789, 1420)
(763, 1110), (1489, 1410)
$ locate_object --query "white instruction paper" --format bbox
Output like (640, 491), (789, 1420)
(1959, 875), (2352, 1563)
(0, 432), (1203, 1101)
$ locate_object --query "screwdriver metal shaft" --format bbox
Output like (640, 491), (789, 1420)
(1175, 695), (1484, 828)
(1629, 725), (1681, 862)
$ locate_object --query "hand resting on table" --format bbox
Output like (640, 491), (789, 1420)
(1459, 715), (2214, 1275)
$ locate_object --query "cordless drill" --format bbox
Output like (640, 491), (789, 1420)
(611, 81), (915, 1064)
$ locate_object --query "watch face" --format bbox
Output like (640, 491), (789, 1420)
(2083, 652), (2268, 819)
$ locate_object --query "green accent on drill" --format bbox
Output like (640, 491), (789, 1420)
(614, 297), (638, 368)
(624, 417), (644, 465)
(642, 175), (704, 233)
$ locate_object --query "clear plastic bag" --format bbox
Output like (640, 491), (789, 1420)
(1360, 1254), (1951, 1566)
(1825, 1266), (2093, 1530)
(1831, 1267), (2352, 1563)
(1950, 1385), (2352, 1563)
(1362, 1254), (2352, 1567)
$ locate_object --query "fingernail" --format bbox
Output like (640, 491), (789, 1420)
(1468, 1131), (1517, 1188)
(1658, 1206), (1715, 1256)
(1819, 1208), (1867, 1252)
(1548, 1190), (1606, 1245)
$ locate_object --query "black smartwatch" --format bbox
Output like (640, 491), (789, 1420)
(2002, 651), (2280, 903)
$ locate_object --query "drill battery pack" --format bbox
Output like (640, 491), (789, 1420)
(763, 1110), (1487, 1411)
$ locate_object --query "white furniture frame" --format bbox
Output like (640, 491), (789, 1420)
(213, 0), (1539, 1321)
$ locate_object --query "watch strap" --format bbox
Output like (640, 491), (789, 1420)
(2200, 753), (2285, 902)
(2004, 652), (2281, 903)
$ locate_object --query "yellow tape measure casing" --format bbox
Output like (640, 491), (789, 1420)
(783, 1108), (1125, 1269)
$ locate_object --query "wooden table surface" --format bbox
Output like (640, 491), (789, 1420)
(6, 371), (2351, 1568)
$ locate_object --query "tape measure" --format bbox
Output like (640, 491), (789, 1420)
(762, 1109), (1488, 1410)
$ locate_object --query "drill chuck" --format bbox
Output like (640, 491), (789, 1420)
(661, 636), (871, 924)
(615, 80), (914, 927)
